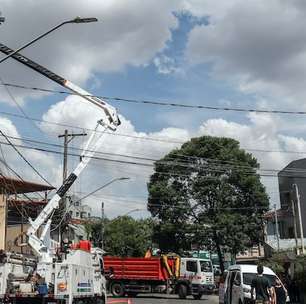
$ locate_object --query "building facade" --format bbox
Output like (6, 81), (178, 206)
(278, 158), (306, 238)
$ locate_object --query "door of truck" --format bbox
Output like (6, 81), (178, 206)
(185, 259), (199, 283)
(231, 271), (242, 304)
(226, 270), (237, 304)
(199, 259), (214, 287)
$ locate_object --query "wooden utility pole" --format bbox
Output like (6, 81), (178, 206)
(101, 201), (104, 251)
(57, 130), (87, 241)
(274, 204), (280, 252)
(291, 199), (299, 255)
(293, 184), (305, 255)
(58, 130), (87, 182)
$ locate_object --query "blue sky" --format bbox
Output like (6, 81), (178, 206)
(1, 0), (306, 216)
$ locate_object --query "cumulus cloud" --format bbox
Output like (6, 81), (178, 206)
(186, 0), (306, 106)
(3, 93), (306, 215)
(0, 0), (179, 104)
(39, 94), (306, 212)
(2, 0), (306, 216)
(39, 95), (191, 216)
(153, 55), (182, 75)
(198, 113), (306, 205)
(0, 117), (60, 187)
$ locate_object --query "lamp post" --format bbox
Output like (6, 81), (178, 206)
(0, 16), (97, 64)
(122, 208), (145, 217)
(77, 177), (130, 202)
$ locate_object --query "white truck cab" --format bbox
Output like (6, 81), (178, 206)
(179, 257), (215, 298)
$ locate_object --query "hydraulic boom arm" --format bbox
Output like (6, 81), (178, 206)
(0, 42), (120, 257)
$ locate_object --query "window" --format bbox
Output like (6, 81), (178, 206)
(200, 260), (212, 272)
(288, 227), (294, 239)
(76, 212), (79, 217)
(186, 260), (198, 273)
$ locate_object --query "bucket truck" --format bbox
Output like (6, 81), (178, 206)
(0, 38), (120, 304)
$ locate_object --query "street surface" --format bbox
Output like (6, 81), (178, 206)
(108, 294), (219, 304)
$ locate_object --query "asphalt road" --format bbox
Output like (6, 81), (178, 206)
(108, 294), (219, 304)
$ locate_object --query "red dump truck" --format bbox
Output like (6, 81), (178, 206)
(104, 256), (214, 300)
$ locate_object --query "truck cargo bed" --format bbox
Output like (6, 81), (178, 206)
(104, 256), (170, 281)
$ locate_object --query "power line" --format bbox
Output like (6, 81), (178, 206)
(0, 76), (45, 136)
(2, 138), (306, 180)
(2, 82), (306, 115)
(2, 107), (306, 158)
(3, 133), (306, 176)
(0, 130), (53, 187)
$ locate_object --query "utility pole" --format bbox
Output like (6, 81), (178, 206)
(58, 130), (87, 182)
(57, 130), (87, 241)
(293, 184), (305, 255)
(274, 204), (280, 252)
(101, 202), (104, 251)
(291, 199), (299, 255)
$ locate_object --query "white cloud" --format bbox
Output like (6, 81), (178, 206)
(3, 93), (306, 215)
(0, 0), (179, 104)
(153, 55), (182, 75)
(0, 117), (60, 187)
(39, 95), (191, 215)
(180, 0), (240, 20)
(39, 95), (306, 213)
(186, 0), (306, 106)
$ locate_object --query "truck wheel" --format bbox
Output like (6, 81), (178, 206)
(96, 297), (105, 304)
(193, 294), (202, 300)
(111, 282), (125, 297)
(178, 284), (187, 299)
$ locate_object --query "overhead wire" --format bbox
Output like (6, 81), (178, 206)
(2, 82), (306, 115)
(1, 138), (306, 179)
(1, 133), (306, 176)
(0, 130), (53, 187)
(0, 76), (45, 136)
(2, 106), (306, 158)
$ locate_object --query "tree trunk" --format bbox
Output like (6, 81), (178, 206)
(214, 230), (225, 274)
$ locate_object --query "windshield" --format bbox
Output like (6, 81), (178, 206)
(243, 273), (276, 286)
(200, 260), (212, 272)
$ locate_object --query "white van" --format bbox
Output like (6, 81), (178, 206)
(219, 264), (287, 304)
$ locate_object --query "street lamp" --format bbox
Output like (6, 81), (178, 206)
(0, 16), (98, 64)
(76, 177), (130, 202)
(122, 208), (145, 217)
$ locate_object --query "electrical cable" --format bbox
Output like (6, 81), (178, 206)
(2, 107), (306, 158)
(0, 76), (45, 136)
(2, 133), (306, 175)
(0, 130), (53, 187)
(2, 82), (306, 115)
(1, 139), (306, 179)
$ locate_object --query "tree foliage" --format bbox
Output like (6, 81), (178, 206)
(85, 216), (153, 257)
(147, 136), (269, 270)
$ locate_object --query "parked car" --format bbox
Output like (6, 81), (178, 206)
(219, 264), (288, 304)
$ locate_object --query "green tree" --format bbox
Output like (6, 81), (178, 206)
(85, 216), (153, 257)
(147, 136), (269, 272)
